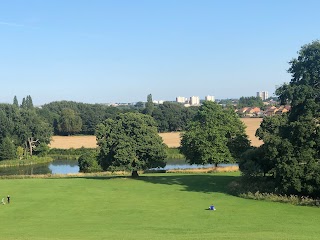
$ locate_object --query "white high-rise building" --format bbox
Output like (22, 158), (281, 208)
(176, 96), (187, 103)
(190, 96), (200, 105)
(205, 95), (215, 102)
(257, 91), (269, 101)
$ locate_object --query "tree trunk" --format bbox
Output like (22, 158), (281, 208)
(132, 170), (139, 178)
(27, 137), (39, 157)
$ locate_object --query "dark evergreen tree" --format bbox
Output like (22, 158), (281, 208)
(13, 96), (19, 108)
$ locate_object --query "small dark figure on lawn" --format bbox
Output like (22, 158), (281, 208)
(7, 195), (10, 204)
(209, 204), (216, 211)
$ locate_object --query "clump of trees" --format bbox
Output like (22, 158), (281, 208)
(38, 96), (198, 135)
(0, 96), (53, 161)
(240, 41), (320, 198)
(152, 101), (198, 132)
(180, 101), (250, 167)
(238, 96), (263, 108)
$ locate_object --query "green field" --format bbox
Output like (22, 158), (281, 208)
(0, 172), (319, 240)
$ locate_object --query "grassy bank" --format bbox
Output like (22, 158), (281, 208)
(1, 172), (319, 239)
(0, 156), (53, 168)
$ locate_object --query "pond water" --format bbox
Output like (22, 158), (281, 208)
(0, 159), (238, 176)
(0, 160), (80, 176)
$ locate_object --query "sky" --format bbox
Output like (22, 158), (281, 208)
(1, 0), (320, 105)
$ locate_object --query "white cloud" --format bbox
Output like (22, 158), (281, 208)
(0, 21), (24, 27)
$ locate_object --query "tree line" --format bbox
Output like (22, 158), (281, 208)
(0, 96), (52, 160)
(38, 98), (198, 135)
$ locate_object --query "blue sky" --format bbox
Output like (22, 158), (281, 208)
(1, 0), (319, 105)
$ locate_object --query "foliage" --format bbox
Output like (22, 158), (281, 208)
(0, 137), (17, 160)
(57, 108), (82, 135)
(143, 94), (154, 115)
(13, 96), (19, 108)
(78, 151), (102, 173)
(165, 148), (185, 160)
(180, 101), (250, 166)
(48, 148), (97, 160)
(240, 41), (320, 198)
(40, 101), (124, 134)
(16, 146), (24, 160)
(238, 96), (263, 108)
(96, 112), (167, 176)
(20, 95), (34, 109)
(0, 101), (53, 158)
(33, 142), (50, 157)
(152, 101), (198, 132)
(229, 178), (320, 207)
(0, 156), (53, 167)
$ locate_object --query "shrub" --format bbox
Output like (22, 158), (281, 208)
(0, 137), (17, 160)
(78, 152), (102, 173)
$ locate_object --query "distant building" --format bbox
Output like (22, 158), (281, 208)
(205, 95), (215, 102)
(153, 100), (164, 104)
(257, 91), (269, 101)
(190, 96), (200, 105)
(176, 96), (187, 103)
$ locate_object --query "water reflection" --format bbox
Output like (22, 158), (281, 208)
(0, 163), (52, 176)
(0, 159), (237, 176)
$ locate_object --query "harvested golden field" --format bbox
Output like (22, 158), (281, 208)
(241, 118), (263, 147)
(49, 136), (97, 149)
(50, 118), (263, 149)
(158, 132), (181, 148)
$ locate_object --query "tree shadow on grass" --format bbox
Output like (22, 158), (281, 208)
(81, 173), (238, 195)
(136, 174), (238, 195)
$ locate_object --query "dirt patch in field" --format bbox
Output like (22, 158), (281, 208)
(49, 118), (263, 149)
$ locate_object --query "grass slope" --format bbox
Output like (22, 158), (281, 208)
(0, 172), (319, 240)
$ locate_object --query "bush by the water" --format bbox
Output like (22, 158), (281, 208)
(49, 147), (97, 160)
(78, 152), (102, 173)
(0, 156), (53, 167)
(165, 148), (185, 160)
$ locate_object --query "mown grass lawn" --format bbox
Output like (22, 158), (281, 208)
(0, 172), (319, 240)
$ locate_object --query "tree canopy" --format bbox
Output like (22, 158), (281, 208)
(180, 101), (250, 167)
(0, 100), (53, 160)
(238, 96), (263, 108)
(57, 108), (82, 135)
(96, 112), (167, 177)
(240, 41), (320, 198)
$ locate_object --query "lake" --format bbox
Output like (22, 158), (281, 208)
(0, 159), (237, 176)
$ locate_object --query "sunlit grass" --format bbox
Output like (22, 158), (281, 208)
(0, 172), (319, 240)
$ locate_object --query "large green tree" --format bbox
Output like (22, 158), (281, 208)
(241, 41), (320, 197)
(96, 112), (167, 177)
(180, 101), (250, 167)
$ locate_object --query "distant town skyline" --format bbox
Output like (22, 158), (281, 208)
(1, 1), (319, 105)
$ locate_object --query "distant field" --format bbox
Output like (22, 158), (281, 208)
(49, 118), (263, 149)
(241, 118), (263, 147)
